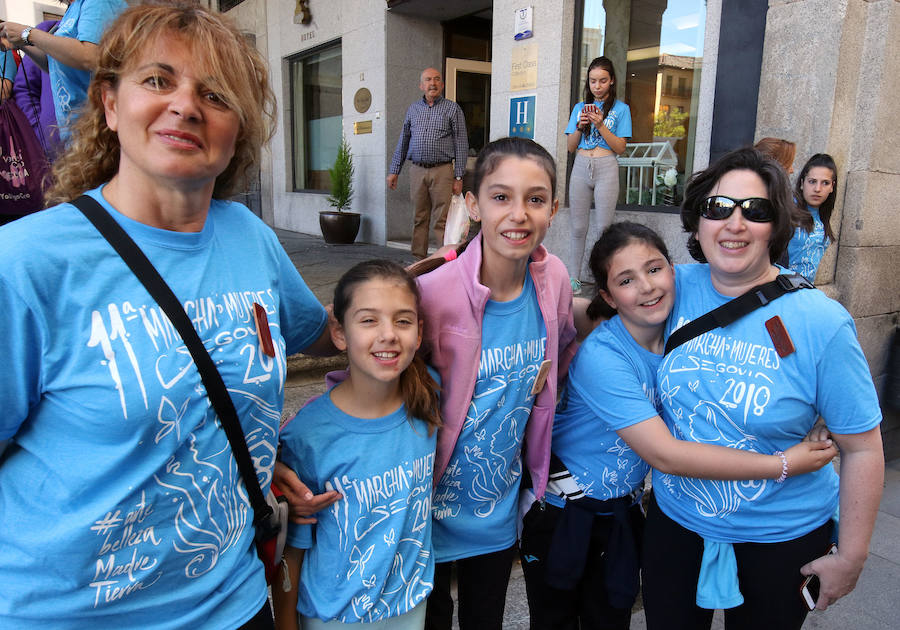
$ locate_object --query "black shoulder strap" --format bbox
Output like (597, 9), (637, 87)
(72, 195), (272, 527)
(664, 272), (813, 355)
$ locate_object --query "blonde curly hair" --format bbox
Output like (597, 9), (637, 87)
(45, 1), (275, 206)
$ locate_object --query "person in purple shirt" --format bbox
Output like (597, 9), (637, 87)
(12, 20), (60, 158)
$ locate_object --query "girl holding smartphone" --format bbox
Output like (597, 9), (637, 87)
(565, 56), (631, 295)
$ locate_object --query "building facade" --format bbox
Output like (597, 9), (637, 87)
(215, 0), (898, 455)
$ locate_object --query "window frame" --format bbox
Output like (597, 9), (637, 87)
(287, 39), (343, 194)
(570, 0), (707, 213)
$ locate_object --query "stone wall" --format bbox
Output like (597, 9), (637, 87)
(756, 0), (900, 457)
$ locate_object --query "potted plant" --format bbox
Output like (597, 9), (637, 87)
(319, 135), (361, 244)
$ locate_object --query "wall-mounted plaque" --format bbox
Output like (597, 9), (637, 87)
(354, 120), (373, 134)
(354, 88), (372, 113)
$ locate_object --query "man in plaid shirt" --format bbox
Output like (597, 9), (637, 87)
(387, 67), (468, 259)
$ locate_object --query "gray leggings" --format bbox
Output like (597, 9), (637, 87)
(568, 152), (620, 281)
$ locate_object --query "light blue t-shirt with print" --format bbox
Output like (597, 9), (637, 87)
(49, 0), (127, 136)
(654, 264), (881, 543)
(0, 187), (328, 628)
(548, 316), (658, 506)
(565, 99), (632, 151)
(431, 270), (547, 562)
(280, 389), (437, 623)
(787, 205), (830, 282)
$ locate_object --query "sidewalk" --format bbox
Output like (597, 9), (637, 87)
(275, 228), (900, 629)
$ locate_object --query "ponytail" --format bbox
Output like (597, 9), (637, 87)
(406, 236), (475, 278)
(399, 353), (442, 435)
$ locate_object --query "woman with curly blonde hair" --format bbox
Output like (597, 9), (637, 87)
(0, 3), (334, 628)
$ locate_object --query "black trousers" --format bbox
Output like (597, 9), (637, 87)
(641, 494), (833, 630)
(238, 600), (274, 630)
(425, 544), (518, 630)
(519, 501), (643, 630)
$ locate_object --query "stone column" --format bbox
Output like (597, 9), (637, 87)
(602, 0), (631, 85)
(756, 0), (900, 455)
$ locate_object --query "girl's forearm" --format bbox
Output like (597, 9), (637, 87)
(596, 123), (626, 154)
(272, 546), (304, 630)
(619, 417), (835, 480)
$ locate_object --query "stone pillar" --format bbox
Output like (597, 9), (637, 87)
(602, 0), (631, 85)
(383, 13), (442, 243)
(490, 0), (576, 165)
(757, 0), (900, 456)
(489, 1), (576, 261)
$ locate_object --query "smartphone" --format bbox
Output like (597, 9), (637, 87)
(583, 103), (598, 114)
(799, 543), (838, 610)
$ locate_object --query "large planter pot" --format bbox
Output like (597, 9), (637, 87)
(319, 211), (361, 244)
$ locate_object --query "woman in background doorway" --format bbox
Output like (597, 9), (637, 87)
(565, 56), (631, 295)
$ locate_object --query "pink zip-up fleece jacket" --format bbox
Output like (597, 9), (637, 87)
(416, 232), (578, 500)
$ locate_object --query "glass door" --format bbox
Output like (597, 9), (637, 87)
(445, 58), (491, 173)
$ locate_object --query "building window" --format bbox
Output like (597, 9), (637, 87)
(574, 0), (706, 206)
(288, 42), (342, 192)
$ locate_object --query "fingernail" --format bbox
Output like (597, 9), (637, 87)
(304, 492), (313, 500)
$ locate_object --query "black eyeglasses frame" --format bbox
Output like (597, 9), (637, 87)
(700, 196), (776, 223)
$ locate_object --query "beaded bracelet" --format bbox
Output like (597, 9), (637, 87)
(774, 450), (788, 483)
(443, 249), (458, 262)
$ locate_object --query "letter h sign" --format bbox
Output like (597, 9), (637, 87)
(508, 96), (536, 139)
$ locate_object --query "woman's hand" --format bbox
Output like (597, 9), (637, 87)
(806, 427), (884, 608)
(783, 439), (837, 476)
(584, 108), (605, 128)
(1, 21), (28, 49)
(800, 549), (863, 610)
(273, 461), (342, 524)
(578, 108), (591, 128)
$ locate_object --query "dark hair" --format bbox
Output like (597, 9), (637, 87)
(681, 147), (794, 264)
(408, 137), (557, 278)
(582, 56), (617, 122)
(333, 260), (441, 434)
(794, 153), (838, 242)
(586, 222), (671, 320)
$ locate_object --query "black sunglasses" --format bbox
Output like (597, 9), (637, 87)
(700, 196), (775, 223)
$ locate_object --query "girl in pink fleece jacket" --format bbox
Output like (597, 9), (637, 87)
(411, 137), (577, 630)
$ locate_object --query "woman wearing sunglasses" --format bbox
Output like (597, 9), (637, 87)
(640, 147), (884, 629)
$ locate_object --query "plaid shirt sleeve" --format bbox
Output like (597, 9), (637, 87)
(388, 98), (469, 177)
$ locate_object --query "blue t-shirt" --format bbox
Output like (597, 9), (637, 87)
(1, 49), (17, 83)
(548, 316), (659, 505)
(565, 100), (632, 151)
(0, 187), (328, 628)
(787, 205), (830, 282)
(49, 0), (127, 135)
(280, 390), (437, 623)
(431, 270), (547, 562)
(654, 264), (881, 543)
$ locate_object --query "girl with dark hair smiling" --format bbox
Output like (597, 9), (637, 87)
(520, 222), (836, 629)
